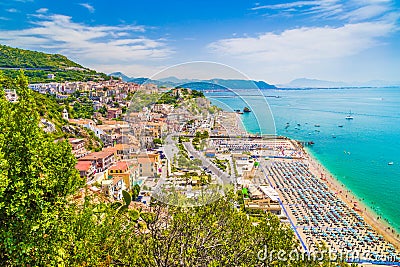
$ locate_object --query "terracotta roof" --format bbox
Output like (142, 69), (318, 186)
(109, 161), (129, 171)
(76, 161), (92, 171)
(79, 150), (115, 161)
(137, 157), (155, 164)
(103, 146), (117, 152)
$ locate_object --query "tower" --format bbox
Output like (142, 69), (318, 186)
(62, 108), (69, 120)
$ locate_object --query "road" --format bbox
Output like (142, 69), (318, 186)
(182, 142), (231, 185)
(163, 134), (177, 163)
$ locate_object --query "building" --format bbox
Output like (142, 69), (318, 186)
(103, 144), (137, 160)
(107, 108), (122, 119)
(108, 161), (138, 191)
(101, 177), (126, 200)
(136, 153), (160, 177)
(244, 184), (282, 215)
(79, 150), (116, 172)
(75, 161), (96, 181)
(4, 89), (18, 103)
(62, 108), (69, 120)
(69, 138), (88, 158)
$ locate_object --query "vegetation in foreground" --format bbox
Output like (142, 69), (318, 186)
(0, 72), (351, 266)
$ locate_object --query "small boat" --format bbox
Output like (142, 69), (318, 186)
(332, 134), (336, 138)
(338, 125), (344, 128)
(388, 162), (394, 165)
(314, 124), (320, 127)
(243, 107), (251, 112)
(297, 123), (301, 126)
(345, 110), (354, 120)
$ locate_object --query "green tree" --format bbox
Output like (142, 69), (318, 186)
(0, 71), (83, 265)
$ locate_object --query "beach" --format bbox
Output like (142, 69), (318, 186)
(236, 137), (400, 264)
(303, 144), (400, 250)
(206, 88), (400, 264)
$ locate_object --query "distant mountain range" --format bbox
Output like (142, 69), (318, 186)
(109, 72), (277, 90)
(111, 72), (400, 90)
(280, 78), (400, 88)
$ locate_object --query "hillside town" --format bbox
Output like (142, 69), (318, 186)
(5, 78), (400, 263)
(6, 77), (283, 213)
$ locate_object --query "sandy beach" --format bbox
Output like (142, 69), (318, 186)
(303, 145), (400, 250)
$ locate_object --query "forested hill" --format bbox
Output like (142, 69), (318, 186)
(0, 45), (110, 82)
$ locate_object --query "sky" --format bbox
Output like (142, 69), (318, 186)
(0, 0), (399, 84)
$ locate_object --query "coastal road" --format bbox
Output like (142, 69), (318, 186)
(182, 142), (232, 185)
(163, 134), (178, 163)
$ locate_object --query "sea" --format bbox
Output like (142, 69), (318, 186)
(204, 87), (400, 234)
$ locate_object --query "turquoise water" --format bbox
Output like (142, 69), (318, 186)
(205, 87), (400, 233)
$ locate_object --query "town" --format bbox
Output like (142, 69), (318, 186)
(5, 77), (400, 263)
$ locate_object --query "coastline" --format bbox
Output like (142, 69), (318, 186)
(300, 143), (400, 250)
(206, 95), (400, 254)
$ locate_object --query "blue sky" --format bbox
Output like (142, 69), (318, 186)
(0, 0), (399, 84)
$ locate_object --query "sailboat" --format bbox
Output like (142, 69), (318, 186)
(345, 110), (354, 120)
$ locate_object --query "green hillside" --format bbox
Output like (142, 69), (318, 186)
(0, 45), (110, 83)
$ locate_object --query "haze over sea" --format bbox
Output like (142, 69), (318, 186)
(205, 87), (400, 234)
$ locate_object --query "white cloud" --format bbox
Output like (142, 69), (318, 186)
(36, 8), (48, 14)
(251, 0), (395, 21)
(208, 19), (399, 84)
(341, 4), (390, 21)
(6, 8), (19, 13)
(0, 14), (173, 68)
(208, 21), (395, 65)
(251, 1), (317, 11)
(79, 3), (95, 13)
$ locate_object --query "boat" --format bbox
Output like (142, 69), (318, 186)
(243, 107), (251, 112)
(338, 125), (344, 128)
(235, 109), (243, 114)
(388, 162), (394, 165)
(345, 111), (354, 120)
(332, 134), (336, 138)
(314, 124), (320, 127)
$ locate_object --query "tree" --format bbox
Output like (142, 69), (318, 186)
(0, 71), (83, 265)
(153, 138), (162, 146)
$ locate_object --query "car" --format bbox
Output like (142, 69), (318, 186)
(189, 155), (194, 159)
